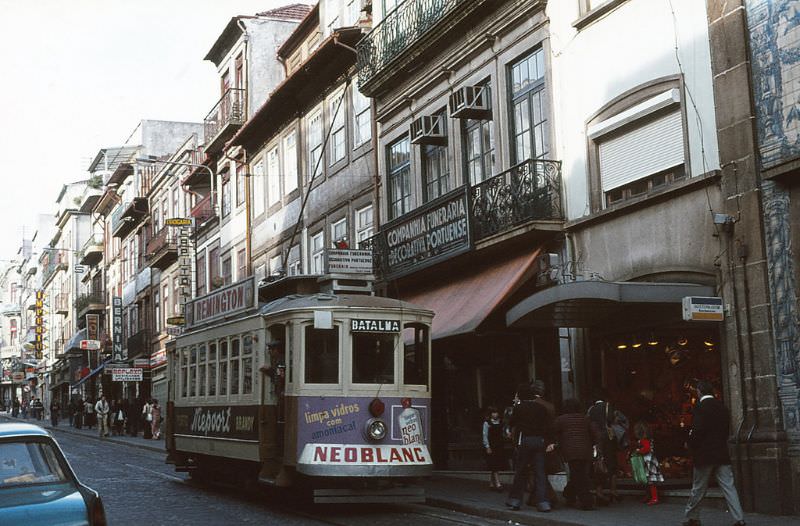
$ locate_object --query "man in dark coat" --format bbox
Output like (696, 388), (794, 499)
(505, 382), (554, 512)
(683, 380), (745, 526)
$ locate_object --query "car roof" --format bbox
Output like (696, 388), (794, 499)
(0, 422), (52, 439)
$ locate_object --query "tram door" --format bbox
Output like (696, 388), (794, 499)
(261, 323), (287, 477)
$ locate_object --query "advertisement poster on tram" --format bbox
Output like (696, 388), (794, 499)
(173, 405), (259, 441)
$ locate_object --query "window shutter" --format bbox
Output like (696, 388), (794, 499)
(599, 110), (684, 192)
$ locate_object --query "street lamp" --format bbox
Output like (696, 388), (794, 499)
(136, 157), (217, 214)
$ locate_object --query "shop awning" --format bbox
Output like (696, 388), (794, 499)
(400, 249), (541, 340)
(71, 359), (110, 388)
(506, 280), (715, 329)
(65, 328), (87, 354)
(49, 381), (69, 391)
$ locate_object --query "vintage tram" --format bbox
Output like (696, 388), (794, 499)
(165, 274), (434, 503)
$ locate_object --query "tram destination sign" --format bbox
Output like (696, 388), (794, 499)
(350, 319), (400, 333)
(376, 188), (470, 280)
(185, 277), (256, 329)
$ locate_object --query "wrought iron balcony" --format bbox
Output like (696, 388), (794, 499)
(204, 88), (245, 153)
(470, 159), (562, 241)
(54, 293), (70, 316)
(75, 290), (105, 318)
(127, 329), (151, 359)
(146, 225), (179, 270)
(79, 234), (104, 266)
(41, 250), (68, 286)
(356, 0), (494, 93)
(111, 197), (148, 238)
(190, 193), (216, 228)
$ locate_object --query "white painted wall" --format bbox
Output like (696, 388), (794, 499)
(547, 0), (719, 220)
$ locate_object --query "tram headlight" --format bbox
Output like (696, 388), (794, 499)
(364, 418), (387, 441)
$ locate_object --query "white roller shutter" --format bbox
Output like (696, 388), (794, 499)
(599, 110), (684, 192)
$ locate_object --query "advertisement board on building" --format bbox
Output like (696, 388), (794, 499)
(375, 188), (471, 280)
(111, 368), (143, 382)
(185, 277), (256, 329)
(150, 349), (167, 368)
(86, 314), (100, 341)
(12, 372), (25, 383)
(324, 249), (374, 274)
(112, 297), (123, 361)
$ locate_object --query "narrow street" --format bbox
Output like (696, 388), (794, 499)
(45, 425), (506, 526)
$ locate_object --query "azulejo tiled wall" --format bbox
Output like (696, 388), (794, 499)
(747, 0), (800, 168)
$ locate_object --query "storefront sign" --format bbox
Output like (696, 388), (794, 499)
(377, 189), (471, 280)
(682, 296), (724, 322)
(12, 372), (25, 383)
(35, 290), (44, 359)
(299, 444), (432, 466)
(173, 404), (258, 441)
(325, 249), (373, 274)
(133, 358), (151, 369)
(79, 340), (101, 351)
(112, 297), (123, 361)
(166, 316), (185, 326)
(165, 217), (192, 226)
(350, 319), (400, 333)
(86, 314), (99, 341)
(186, 277), (256, 328)
(178, 225), (192, 317)
(150, 349), (167, 368)
(111, 368), (143, 382)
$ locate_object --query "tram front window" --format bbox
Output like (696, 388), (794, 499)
(352, 334), (395, 384)
(305, 326), (339, 384)
(403, 324), (429, 386)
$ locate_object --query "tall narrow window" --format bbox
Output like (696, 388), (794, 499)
(305, 326), (339, 384)
(310, 231), (325, 274)
(387, 137), (411, 220)
(196, 253), (206, 297)
(231, 336), (241, 395)
(236, 164), (246, 206)
(252, 157), (265, 216)
(353, 85), (371, 147)
(510, 48), (549, 163)
(288, 245), (301, 276)
(221, 173), (231, 217)
(219, 339), (228, 396)
(208, 342), (217, 397)
(242, 334), (253, 395)
(355, 205), (374, 247)
(153, 288), (161, 333)
(198, 344), (207, 397)
(307, 110), (323, 176)
(331, 218), (348, 247)
(330, 90), (346, 165)
(267, 146), (280, 207)
(284, 131), (298, 194)
(421, 112), (449, 202)
(209, 246), (220, 290)
(237, 247), (247, 280)
(222, 255), (232, 286)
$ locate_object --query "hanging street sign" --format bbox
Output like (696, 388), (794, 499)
(682, 296), (724, 322)
(166, 218), (193, 226)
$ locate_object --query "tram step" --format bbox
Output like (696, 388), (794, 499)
(313, 486), (426, 504)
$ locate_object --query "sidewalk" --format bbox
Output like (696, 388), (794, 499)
(8, 415), (795, 525)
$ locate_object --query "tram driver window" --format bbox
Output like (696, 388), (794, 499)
(352, 333), (396, 384)
(403, 324), (429, 386)
(305, 326), (339, 384)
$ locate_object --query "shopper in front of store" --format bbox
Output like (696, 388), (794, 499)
(551, 398), (602, 510)
(588, 393), (621, 505)
(505, 382), (554, 512)
(683, 380), (745, 526)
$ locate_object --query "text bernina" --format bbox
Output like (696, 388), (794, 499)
(313, 445), (428, 463)
(350, 319), (400, 332)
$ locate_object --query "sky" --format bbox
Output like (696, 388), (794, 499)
(0, 0), (313, 261)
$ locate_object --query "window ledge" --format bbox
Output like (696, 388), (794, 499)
(573, 0), (629, 30)
(566, 170), (720, 231)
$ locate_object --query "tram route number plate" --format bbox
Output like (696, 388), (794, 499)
(398, 407), (424, 445)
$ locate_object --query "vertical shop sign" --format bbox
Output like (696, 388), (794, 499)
(112, 297), (123, 361)
(176, 222), (193, 323)
(35, 290), (44, 360)
(86, 313), (99, 341)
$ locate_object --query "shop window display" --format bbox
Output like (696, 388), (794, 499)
(602, 330), (723, 481)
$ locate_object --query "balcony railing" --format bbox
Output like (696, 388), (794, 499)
(127, 329), (150, 359)
(111, 197), (148, 238)
(470, 159), (562, 241)
(54, 293), (70, 315)
(79, 234), (104, 266)
(146, 225), (179, 270)
(75, 290), (105, 317)
(190, 193), (215, 227)
(41, 250), (68, 285)
(356, 0), (489, 90)
(204, 88), (245, 149)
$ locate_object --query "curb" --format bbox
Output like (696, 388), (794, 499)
(425, 497), (583, 526)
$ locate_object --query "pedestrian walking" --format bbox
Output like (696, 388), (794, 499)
(151, 399), (162, 440)
(95, 395), (110, 437)
(682, 380), (746, 526)
(75, 398), (84, 429)
(633, 421), (663, 505)
(50, 399), (61, 426)
(550, 398), (602, 510)
(505, 382), (554, 512)
(112, 399), (126, 436)
(482, 406), (506, 491)
(84, 398), (95, 429)
(11, 397), (20, 418)
(588, 392), (620, 505)
(142, 399), (154, 439)
(129, 398), (143, 437)
(32, 398), (44, 420)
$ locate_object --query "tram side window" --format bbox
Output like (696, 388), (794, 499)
(305, 326), (339, 384)
(180, 348), (188, 398)
(189, 346), (197, 397)
(208, 343), (217, 397)
(231, 337), (241, 395)
(219, 339), (229, 396)
(403, 324), (429, 386)
(352, 333), (396, 384)
(242, 334), (253, 395)
(198, 344), (207, 397)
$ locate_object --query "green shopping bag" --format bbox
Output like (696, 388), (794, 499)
(630, 453), (648, 484)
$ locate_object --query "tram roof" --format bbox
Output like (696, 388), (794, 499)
(258, 293), (433, 316)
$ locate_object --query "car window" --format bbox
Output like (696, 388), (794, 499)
(0, 441), (68, 487)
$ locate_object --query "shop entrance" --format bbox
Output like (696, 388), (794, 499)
(591, 327), (723, 481)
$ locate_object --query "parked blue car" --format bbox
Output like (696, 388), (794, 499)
(0, 422), (106, 525)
